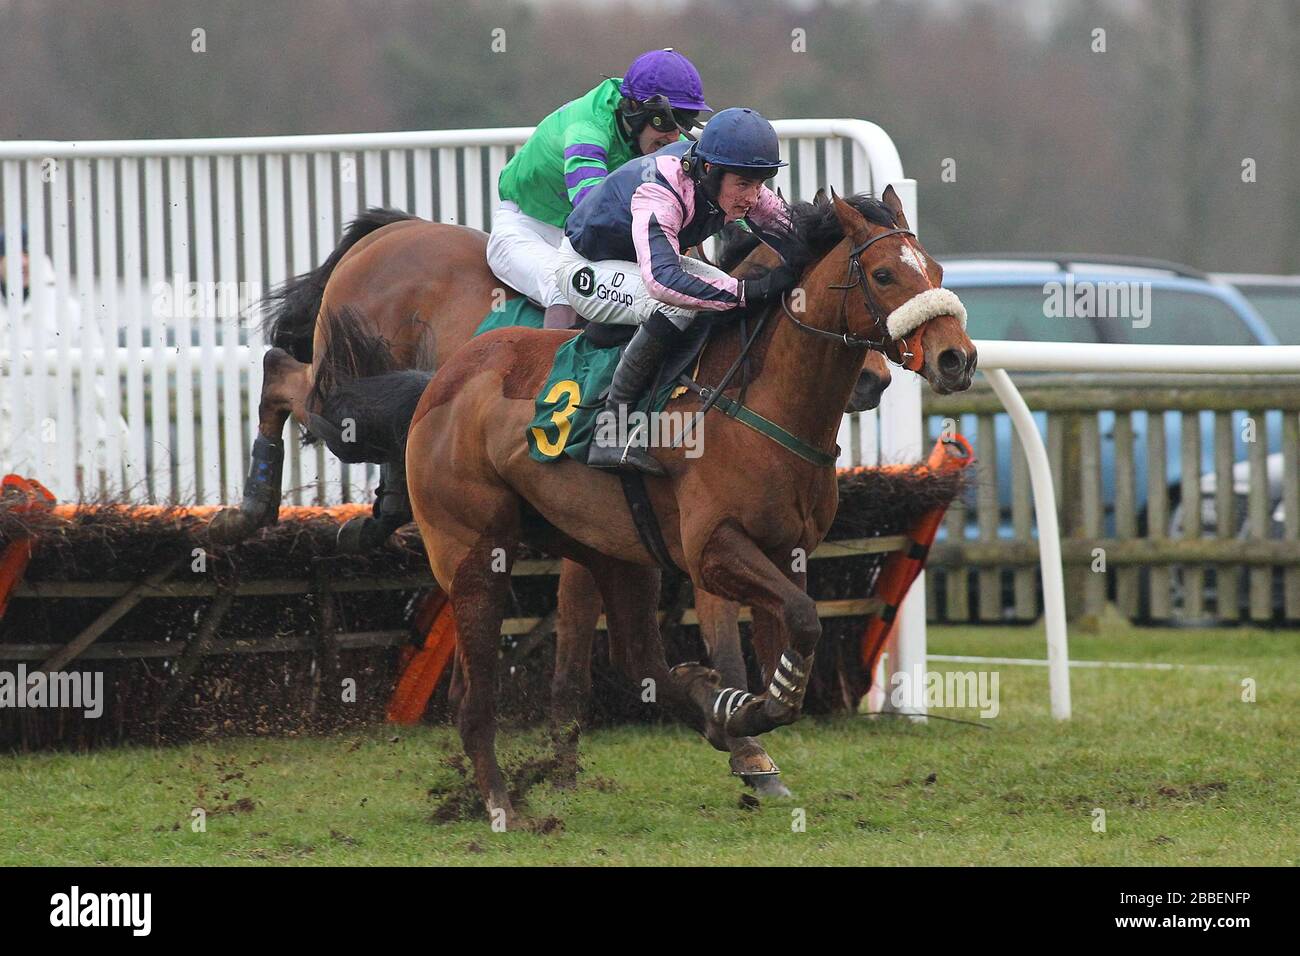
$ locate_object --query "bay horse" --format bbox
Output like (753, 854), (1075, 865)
(312, 188), (976, 822)
(208, 208), (891, 796)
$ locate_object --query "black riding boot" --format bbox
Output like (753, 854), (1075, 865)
(587, 312), (681, 476)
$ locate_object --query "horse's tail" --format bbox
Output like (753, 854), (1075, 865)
(306, 304), (431, 463)
(262, 207), (417, 363)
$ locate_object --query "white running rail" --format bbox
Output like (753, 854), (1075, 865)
(0, 119), (916, 501)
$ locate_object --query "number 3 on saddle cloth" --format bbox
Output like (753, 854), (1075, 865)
(472, 299), (712, 465)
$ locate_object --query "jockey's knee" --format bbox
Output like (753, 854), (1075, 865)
(658, 306), (697, 331)
(485, 229), (512, 274)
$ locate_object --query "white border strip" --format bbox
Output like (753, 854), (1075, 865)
(928, 654), (1230, 672)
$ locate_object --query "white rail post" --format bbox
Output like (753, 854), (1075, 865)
(985, 368), (1072, 719)
(876, 177), (927, 719)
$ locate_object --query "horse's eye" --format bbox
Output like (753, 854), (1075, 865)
(872, 269), (892, 284)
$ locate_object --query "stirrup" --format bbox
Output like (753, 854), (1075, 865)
(588, 419), (666, 476)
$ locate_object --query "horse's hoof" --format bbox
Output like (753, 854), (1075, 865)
(729, 746), (780, 778)
(208, 507), (259, 545)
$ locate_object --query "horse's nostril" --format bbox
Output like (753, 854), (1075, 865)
(938, 348), (966, 376)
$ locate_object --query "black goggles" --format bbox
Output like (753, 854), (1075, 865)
(638, 94), (703, 133)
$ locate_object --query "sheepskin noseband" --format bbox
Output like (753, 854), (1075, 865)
(885, 288), (967, 340)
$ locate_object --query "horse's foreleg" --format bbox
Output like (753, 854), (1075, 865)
(676, 521), (821, 740)
(448, 647), (466, 716)
(695, 589), (791, 796)
(591, 561), (782, 781)
(550, 559), (600, 787)
(210, 347), (312, 544)
(694, 588), (746, 689)
(587, 560), (708, 736)
(749, 604), (786, 688)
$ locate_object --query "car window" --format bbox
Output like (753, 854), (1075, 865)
(954, 286), (1105, 343)
(1236, 287), (1300, 344)
(1101, 289), (1259, 346)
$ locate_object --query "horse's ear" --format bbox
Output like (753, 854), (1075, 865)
(813, 186), (829, 206)
(881, 184), (911, 231)
(831, 192), (870, 241)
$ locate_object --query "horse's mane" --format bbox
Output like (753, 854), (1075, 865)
(716, 192), (897, 276)
(716, 222), (763, 273)
(778, 193), (898, 271)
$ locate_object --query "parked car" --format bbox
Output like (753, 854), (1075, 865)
(931, 254), (1282, 539)
(1211, 273), (1300, 344)
(943, 253), (1277, 346)
(1195, 273), (1298, 590)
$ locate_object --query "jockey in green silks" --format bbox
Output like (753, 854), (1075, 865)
(487, 48), (711, 330)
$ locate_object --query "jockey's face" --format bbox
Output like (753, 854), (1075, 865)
(637, 124), (679, 155)
(713, 169), (765, 221)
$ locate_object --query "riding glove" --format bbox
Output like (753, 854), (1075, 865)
(742, 263), (799, 304)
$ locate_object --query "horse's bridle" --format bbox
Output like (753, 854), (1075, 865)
(676, 228), (933, 466)
(779, 227), (927, 372)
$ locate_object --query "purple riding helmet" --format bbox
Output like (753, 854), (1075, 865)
(618, 48), (711, 137)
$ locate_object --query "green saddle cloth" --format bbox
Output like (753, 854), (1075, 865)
(472, 297), (545, 336)
(526, 334), (682, 464)
(471, 298), (680, 465)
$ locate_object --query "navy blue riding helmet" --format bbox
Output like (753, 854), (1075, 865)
(683, 107), (787, 208)
(689, 107), (787, 177)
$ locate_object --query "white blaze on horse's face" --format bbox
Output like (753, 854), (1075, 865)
(898, 242), (929, 280)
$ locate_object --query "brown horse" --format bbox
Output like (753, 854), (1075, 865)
(209, 209), (891, 796)
(315, 188), (976, 822)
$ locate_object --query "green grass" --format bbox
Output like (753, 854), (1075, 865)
(1, 624), (1296, 865)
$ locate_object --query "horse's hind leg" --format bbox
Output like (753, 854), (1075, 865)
(445, 530), (519, 827)
(550, 559), (601, 788)
(210, 347), (312, 544)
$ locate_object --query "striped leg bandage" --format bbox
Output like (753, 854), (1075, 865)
(710, 687), (755, 723)
(767, 651), (812, 709)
